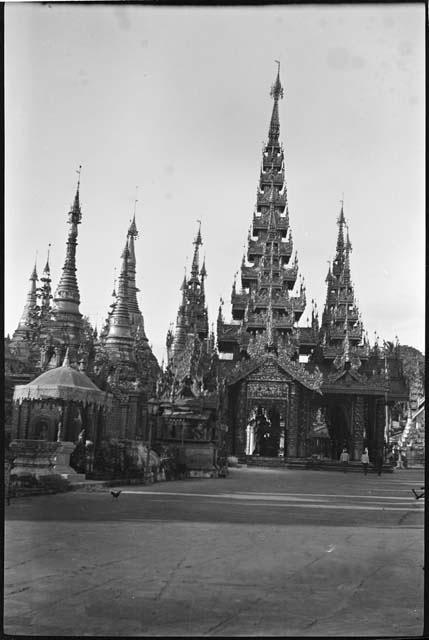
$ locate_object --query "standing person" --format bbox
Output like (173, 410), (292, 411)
(339, 448), (350, 472)
(396, 448), (403, 469)
(375, 450), (384, 476)
(361, 448), (370, 475)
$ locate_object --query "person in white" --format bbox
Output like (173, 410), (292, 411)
(361, 448), (370, 475)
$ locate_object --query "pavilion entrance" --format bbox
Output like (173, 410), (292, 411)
(245, 402), (287, 458)
(326, 401), (352, 460)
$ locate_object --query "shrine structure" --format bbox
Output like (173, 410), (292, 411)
(216, 66), (407, 464)
(7, 178), (159, 458)
(5, 65), (409, 476)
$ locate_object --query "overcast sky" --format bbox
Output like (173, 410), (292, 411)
(5, 4), (425, 361)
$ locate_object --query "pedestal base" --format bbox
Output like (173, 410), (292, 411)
(9, 440), (84, 481)
(52, 442), (82, 480)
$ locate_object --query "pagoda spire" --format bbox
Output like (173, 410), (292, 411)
(125, 204), (148, 343)
(51, 167), (83, 343)
(268, 60), (284, 146)
(105, 240), (134, 361)
(333, 198), (346, 277)
(218, 64), (307, 359)
(319, 202), (364, 364)
(12, 261), (39, 340)
(170, 225), (209, 361)
(190, 221), (202, 282)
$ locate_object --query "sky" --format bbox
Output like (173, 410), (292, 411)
(5, 3), (425, 362)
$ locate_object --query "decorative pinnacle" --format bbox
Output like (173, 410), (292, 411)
(43, 244), (51, 274)
(70, 165), (82, 224)
(31, 257), (38, 281)
(270, 60), (284, 101)
(76, 164), (82, 191)
(128, 187), (139, 237)
(338, 195), (345, 225)
(190, 221), (202, 278)
(200, 256), (207, 279)
(194, 220), (202, 246)
(62, 347), (71, 367)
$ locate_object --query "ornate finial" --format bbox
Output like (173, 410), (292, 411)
(194, 220), (202, 246)
(62, 347), (70, 367)
(31, 252), (38, 280)
(270, 60), (284, 101)
(127, 187), (139, 238)
(200, 255), (207, 279)
(76, 164), (82, 191)
(338, 195), (345, 225)
(43, 243), (51, 274)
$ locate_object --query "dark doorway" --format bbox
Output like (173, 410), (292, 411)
(254, 405), (281, 457)
(328, 403), (351, 460)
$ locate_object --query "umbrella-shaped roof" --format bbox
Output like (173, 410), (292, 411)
(13, 355), (111, 408)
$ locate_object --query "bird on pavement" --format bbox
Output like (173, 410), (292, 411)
(111, 490), (122, 499)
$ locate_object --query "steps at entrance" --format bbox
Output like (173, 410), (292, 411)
(244, 456), (394, 473)
(246, 456), (286, 468)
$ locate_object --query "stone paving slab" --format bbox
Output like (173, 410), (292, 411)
(4, 468), (425, 636)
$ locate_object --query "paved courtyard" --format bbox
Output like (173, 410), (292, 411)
(4, 467), (425, 636)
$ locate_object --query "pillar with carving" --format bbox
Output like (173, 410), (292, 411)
(288, 383), (299, 458)
(352, 395), (365, 460)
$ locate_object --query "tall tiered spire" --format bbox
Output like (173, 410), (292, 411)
(12, 262), (39, 340)
(169, 223), (209, 363)
(51, 167), (83, 343)
(218, 63), (306, 359)
(319, 202), (365, 364)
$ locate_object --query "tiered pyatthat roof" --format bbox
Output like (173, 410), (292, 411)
(161, 223), (217, 399)
(51, 169), (84, 343)
(218, 66), (307, 360)
(168, 223), (209, 364)
(319, 202), (368, 365)
(12, 262), (39, 341)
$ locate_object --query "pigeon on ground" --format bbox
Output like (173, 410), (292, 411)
(111, 490), (122, 499)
